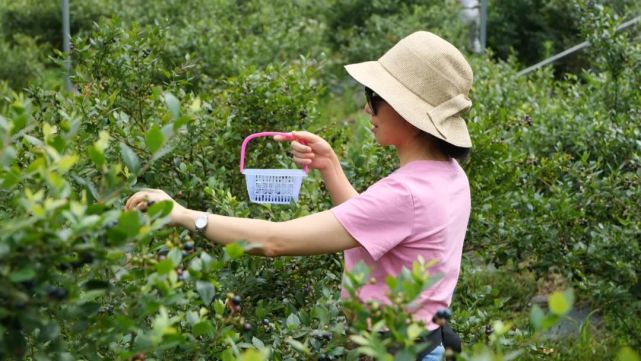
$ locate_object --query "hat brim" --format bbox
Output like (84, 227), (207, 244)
(345, 61), (472, 148)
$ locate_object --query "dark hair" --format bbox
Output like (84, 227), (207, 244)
(422, 132), (471, 160)
(435, 137), (471, 160)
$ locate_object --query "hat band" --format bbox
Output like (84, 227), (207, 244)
(426, 94), (471, 139)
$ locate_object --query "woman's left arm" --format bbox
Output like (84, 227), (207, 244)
(125, 189), (359, 257)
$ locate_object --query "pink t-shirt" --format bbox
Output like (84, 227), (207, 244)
(331, 159), (470, 330)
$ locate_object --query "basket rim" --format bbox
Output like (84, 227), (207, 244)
(243, 168), (307, 176)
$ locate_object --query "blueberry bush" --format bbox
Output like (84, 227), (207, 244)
(1, 0), (640, 360)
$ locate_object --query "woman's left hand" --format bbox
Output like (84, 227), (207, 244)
(125, 188), (187, 226)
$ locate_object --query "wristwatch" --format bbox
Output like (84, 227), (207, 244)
(194, 213), (209, 233)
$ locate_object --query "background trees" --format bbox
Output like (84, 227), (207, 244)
(1, 0), (640, 360)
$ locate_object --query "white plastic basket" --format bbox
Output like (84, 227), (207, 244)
(240, 132), (308, 204)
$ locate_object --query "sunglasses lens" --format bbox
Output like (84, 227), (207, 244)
(365, 87), (377, 115)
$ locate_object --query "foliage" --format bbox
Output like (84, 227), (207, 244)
(1, 0), (640, 360)
(0, 35), (47, 90)
(0, 0), (108, 49)
(322, 0), (467, 78)
(486, 0), (641, 73)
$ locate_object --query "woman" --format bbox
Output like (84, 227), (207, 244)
(126, 31), (473, 361)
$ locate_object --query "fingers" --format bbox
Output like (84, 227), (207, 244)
(273, 131), (321, 143)
(272, 132), (318, 168)
(292, 148), (314, 159)
(291, 141), (312, 153)
(292, 156), (312, 166)
(291, 131), (320, 143)
(135, 200), (149, 212)
(125, 192), (146, 211)
(125, 190), (156, 211)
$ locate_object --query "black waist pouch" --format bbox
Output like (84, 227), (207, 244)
(415, 325), (462, 360)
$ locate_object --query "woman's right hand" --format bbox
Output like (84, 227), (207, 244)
(274, 131), (336, 171)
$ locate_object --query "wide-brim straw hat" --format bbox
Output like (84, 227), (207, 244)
(345, 31), (474, 148)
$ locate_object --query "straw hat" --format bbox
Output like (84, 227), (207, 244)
(345, 31), (474, 148)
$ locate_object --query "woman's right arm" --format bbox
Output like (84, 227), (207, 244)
(275, 131), (358, 206)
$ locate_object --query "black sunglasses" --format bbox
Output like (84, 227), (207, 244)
(365, 87), (383, 115)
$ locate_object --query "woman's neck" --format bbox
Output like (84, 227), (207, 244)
(396, 134), (449, 166)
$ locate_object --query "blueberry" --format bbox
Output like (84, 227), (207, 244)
(183, 241), (194, 251)
(262, 318), (270, 326)
(232, 295), (241, 306)
(47, 286), (68, 300)
(71, 252), (94, 268)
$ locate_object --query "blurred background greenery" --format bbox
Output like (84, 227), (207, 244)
(1, 0), (640, 360)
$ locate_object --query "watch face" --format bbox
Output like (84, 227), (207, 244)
(195, 216), (207, 229)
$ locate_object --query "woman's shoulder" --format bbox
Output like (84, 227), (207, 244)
(385, 159), (469, 195)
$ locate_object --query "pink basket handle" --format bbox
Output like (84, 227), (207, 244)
(240, 131), (310, 174)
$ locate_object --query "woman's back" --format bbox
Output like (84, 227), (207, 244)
(332, 159), (471, 330)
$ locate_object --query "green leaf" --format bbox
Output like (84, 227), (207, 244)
(549, 290), (573, 315)
(196, 280), (216, 305)
(10, 267), (36, 282)
(87, 145), (106, 167)
(213, 299), (225, 315)
(395, 350), (415, 361)
(48, 135), (66, 154)
(540, 314), (560, 331)
(38, 321), (61, 342)
(119, 142), (140, 173)
(192, 320), (214, 337)
(116, 211), (142, 237)
(200, 251), (213, 270)
(144, 125), (164, 153)
(285, 337), (309, 355)
(530, 304), (544, 330)
(46, 171), (66, 190)
(0, 146), (16, 167)
(407, 323), (423, 342)
(225, 243), (244, 260)
(58, 154), (78, 174)
(349, 335), (369, 346)
(156, 258), (174, 275)
(252, 336), (265, 349)
(313, 305), (330, 324)
(116, 315), (136, 330)
(168, 248), (183, 266)
(240, 349), (267, 361)
(286, 313), (300, 330)
(106, 227), (128, 246)
(189, 258), (203, 272)
(84, 280), (110, 290)
(220, 349), (235, 361)
(148, 200), (173, 218)
(617, 347), (641, 361)
(163, 92), (180, 120)
(173, 115), (192, 130)
(1, 166), (21, 188)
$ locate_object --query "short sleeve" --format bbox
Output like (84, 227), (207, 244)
(331, 177), (414, 260)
